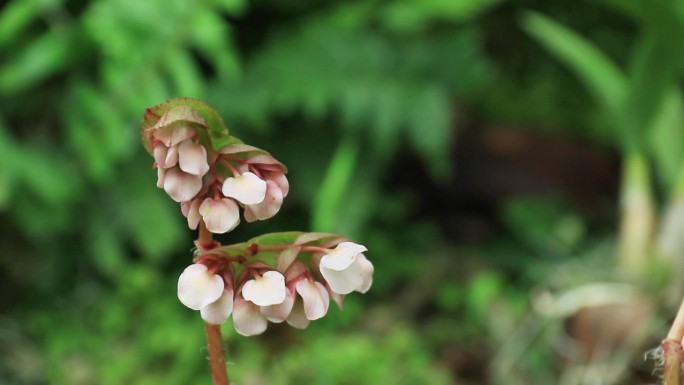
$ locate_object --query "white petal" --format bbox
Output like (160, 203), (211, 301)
(296, 280), (329, 320)
(244, 180), (283, 221)
(187, 199), (202, 230)
(261, 290), (295, 323)
(221, 172), (267, 205)
(233, 296), (268, 336)
(163, 168), (203, 202)
(199, 198), (240, 234)
(153, 144), (169, 166)
(156, 167), (166, 188)
(164, 145), (179, 168)
(177, 264), (224, 310)
(178, 139), (209, 176)
(270, 172), (289, 197)
(243, 206), (258, 223)
(286, 299), (310, 329)
(320, 259), (363, 295)
(241, 271), (286, 306)
(320, 242), (368, 271)
(200, 288), (234, 325)
(355, 254), (374, 293)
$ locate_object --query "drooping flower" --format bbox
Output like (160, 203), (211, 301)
(221, 172), (267, 205)
(261, 289), (295, 323)
(295, 279), (329, 320)
(241, 270), (287, 307)
(163, 167), (203, 203)
(199, 198), (240, 234)
(178, 139), (209, 177)
(200, 288), (234, 325)
(233, 295), (268, 336)
(177, 264), (224, 310)
(244, 180), (284, 222)
(319, 242), (373, 295)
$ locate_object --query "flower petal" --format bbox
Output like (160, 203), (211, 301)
(295, 280), (329, 320)
(261, 290), (295, 323)
(320, 259), (363, 295)
(186, 199), (202, 230)
(163, 168), (202, 202)
(221, 172), (267, 205)
(320, 242), (368, 271)
(153, 144), (169, 166)
(200, 288), (234, 325)
(355, 254), (374, 293)
(286, 299), (310, 329)
(199, 198), (240, 234)
(164, 145), (179, 168)
(177, 264), (224, 310)
(244, 180), (283, 221)
(178, 139), (209, 176)
(232, 296), (268, 336)
(270, 172), (289, 197)
(241, 271), (286, 306)
(156, 167), (166, 188)
(154, 125), (196, 146)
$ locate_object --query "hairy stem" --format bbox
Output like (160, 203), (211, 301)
(199, 223), (230, 385)
(205, 323), (230, 385)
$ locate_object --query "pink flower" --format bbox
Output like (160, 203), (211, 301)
(199, 198), (240, 234)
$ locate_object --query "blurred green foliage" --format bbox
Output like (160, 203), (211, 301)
(1, 0), (681, 384)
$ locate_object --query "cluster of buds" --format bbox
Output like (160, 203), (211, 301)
(148, 120), (288, 234)
(177, 237), (373, 335)
(142, 99), (373, 336)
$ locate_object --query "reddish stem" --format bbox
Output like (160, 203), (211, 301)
(199, 223), (230, 385)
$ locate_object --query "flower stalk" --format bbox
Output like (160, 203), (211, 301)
(200, 224), (230, 385)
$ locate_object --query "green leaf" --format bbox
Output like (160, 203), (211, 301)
(140, 98), (230, 153)
(312, 137), (359, 232)
(648, 88), (684, 191)
(0, 28), (77, 93)
(522, 11), (627, 115)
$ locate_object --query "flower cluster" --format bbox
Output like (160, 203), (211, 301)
(150, 125), (289, 234)
(143, 100), (374, 338)
(177, 241), (374, 336)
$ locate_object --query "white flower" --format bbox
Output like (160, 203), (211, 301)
(200, 288), (234, 325)
(163, 167), (203, 202)
(221, 172), (267, 205)
(319, 242), (372, 295)
(244, 180), (284, 222)
(233, 295), (268, 336)
(295, 279), (329, 320)
(199, 198), (240, 234)
(178, 139), (209, 177)
(241, 271), (287, 306)
(177, 264), (224, 310)
(261, 289), (295, 323)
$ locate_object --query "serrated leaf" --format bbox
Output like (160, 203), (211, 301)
(140, 98), (230, 154)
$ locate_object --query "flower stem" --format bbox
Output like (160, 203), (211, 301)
(199, 222), (230, 385)
(661, 298), (684, 385)
(205, 323), (230, 385)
